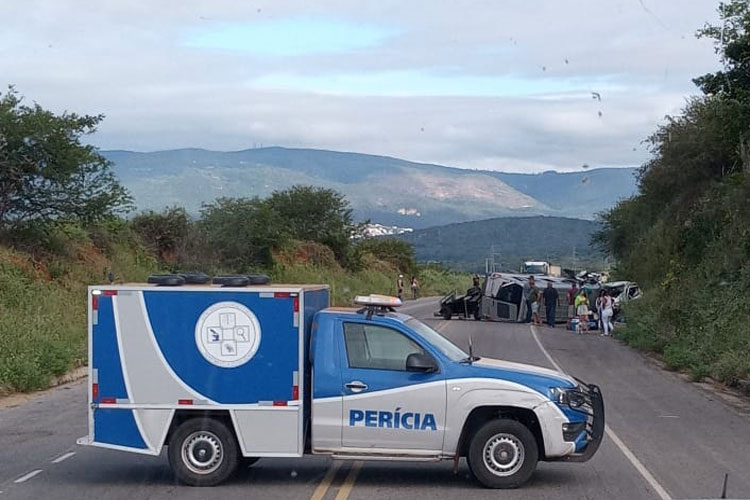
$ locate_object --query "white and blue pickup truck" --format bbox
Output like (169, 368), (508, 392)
(78, 281), (604, 488)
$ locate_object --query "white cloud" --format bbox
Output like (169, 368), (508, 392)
(0, 0), (722, 172)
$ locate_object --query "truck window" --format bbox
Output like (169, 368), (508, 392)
(405, 318), (467, 362)
(343, 323), (425, 371)
(522, 264), (547, 275)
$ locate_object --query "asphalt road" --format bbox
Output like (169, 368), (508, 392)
(2, 297), (750, 500)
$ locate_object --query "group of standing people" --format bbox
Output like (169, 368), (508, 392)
(565, 283), (614, 335)
(396, 274), (419, 301)
(524, 276), (559, 327)
(526, 279), (615, 336)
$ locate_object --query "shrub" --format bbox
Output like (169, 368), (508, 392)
(198, 197), (288, 271)
(356, 238), (417, 276)
(131, 207), (191, 266)
(266, 186), (356, 268)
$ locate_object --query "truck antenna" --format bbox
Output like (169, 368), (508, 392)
(721, 472), (729, 498)
(468, 332), (474, 363)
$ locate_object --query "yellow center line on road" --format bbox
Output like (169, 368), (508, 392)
(309, 460), (341, 500)
(334, 461), (363, 500)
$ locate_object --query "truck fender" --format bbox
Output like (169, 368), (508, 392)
(164, 410), (236, 450)
(444, 384), (548, 457)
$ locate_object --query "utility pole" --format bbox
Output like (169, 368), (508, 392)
(486, 245), (502, 273)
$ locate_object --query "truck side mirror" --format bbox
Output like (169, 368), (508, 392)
(406, 352), (438, 373)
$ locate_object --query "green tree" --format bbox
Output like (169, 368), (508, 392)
(0, 87), (131, 228)
(266, 186), (355, 266)
(199, 197), (287, 270)
(131, 207), (191, 265)
(694, 0), (750, 101)
(596, 0), (750, 281)
(592, 1), (750, 384)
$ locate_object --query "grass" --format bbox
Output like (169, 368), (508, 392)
(0, 237), (470, 394)
(617, 264), (750, 391)
(0, 242), (157, 395)
(0, 251), (82, 392)
(271, 261), (472, 306)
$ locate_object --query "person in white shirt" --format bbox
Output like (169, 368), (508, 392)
(600, 291), (614, 336)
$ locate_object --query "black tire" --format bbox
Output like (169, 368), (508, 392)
(181, 272), (211, 284)
(441, 308), (452, 320)
(246, 274), (271, 285)
(467, 419), (538, 489)
(168, 418), (239, 486)
(213, 275), (250, 287)
(473, 309), (482, 321)
(147, 274), (186, 286)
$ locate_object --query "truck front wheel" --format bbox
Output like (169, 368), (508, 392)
(467, 419), (538, 488)
(168, 418), (239, 486)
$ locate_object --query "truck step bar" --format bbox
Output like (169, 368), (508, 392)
(330, 452), (447, 462)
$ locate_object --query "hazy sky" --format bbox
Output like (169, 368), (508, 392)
(1, 1), (721, 172)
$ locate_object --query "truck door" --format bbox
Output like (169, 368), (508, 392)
(338, 321), (446, 452)
(492, 283), (523, 321)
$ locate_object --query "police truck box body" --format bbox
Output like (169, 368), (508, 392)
(79, 283), (604, 488)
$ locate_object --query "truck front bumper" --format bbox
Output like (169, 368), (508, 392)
(551, 381), (605, 462)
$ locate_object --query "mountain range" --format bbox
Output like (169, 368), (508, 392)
(104, 147), (637, 228)
(397, 215), (603, 272)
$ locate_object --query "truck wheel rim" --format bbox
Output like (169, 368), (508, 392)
(483, 433), (524, 477)
(182, 431), (223, 475)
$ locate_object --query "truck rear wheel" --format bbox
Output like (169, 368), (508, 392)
(168, 418), (239, 486)
(467, 419), (538, 489)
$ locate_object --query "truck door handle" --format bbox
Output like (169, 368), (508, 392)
(345, 381), (368, 393)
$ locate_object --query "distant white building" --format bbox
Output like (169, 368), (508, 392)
(360, 223), (414, 237)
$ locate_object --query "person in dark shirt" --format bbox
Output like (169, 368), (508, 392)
(523, 276), (535, 323)
(543, 282), (559, 328)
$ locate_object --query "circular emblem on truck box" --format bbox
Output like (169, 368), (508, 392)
(194, 302), (261, 368)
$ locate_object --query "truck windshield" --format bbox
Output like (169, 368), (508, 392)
(523, 264), (547, 275)
(405, 318), (468, 362)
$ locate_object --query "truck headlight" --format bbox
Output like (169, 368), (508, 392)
(549, 387), (586, 408)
